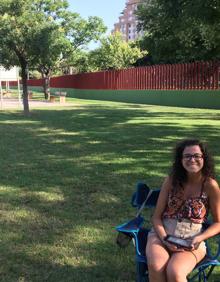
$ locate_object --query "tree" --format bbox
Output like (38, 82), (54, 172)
(30, 20), (71, 99)
(0, 0), (70, 115)
(136, 0), (220, 64)
(0, 0), (106, 114)
(78, 32), (147, 72)
(35, 11), (106, 99)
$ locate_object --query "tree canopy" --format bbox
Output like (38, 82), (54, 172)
(136, 0), (220, 64)
(33, 10), (106, 99)
(76, 32), (147, 73)
(0, 0), (106, 114)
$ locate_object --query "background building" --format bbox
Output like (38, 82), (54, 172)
(0, 66), (21, 107)
(112, 0), (142, 41)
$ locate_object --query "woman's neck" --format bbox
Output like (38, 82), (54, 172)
(186, 172), (204, 184)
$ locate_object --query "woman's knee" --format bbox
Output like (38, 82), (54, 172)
(166, 263), (187, 282)
(146, 235), (170, 273)
(148, 260), (167, 273)
(147, 251), (169, 273)
(166, 269), (184, 282)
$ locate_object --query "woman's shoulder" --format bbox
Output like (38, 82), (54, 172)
(203, 177), (220, 196)
(161, 176), (173, 192)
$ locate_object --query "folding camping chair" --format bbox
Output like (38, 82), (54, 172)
(116, 182), (220, 282)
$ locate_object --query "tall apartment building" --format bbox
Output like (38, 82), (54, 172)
(112, 0), (142, 42)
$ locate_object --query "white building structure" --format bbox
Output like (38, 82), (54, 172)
(112, 0), (143, 41)
(0, 66), (21, 108)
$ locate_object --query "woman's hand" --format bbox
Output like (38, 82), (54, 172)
(190, 235), (202, 250)
(163, 240), (185, 252)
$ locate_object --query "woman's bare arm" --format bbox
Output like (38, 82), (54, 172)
(191, 178), (220, 249)
(152, 176), (171, 241)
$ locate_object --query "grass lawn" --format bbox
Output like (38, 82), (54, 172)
(0, 98), (220, 282)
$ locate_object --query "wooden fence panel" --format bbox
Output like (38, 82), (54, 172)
(26, 61), (220, 91)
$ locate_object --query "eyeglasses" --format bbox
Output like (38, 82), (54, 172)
(182, 153), (203, 161)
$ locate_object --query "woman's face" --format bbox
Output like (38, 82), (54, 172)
(182, 145), (204, 174)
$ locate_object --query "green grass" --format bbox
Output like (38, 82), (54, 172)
(0, 98), (220, 281)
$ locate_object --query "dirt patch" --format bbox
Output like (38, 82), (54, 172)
(0, 98), (73, 110)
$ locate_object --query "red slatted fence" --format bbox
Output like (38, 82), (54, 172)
(25, 61), (220, 90)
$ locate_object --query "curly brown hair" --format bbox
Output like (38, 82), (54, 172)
(170, 139), (215, 189)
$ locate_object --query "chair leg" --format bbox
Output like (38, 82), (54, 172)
(188, 265), (216, 282)
(205, 265), (215, 281)
(188, 270), (205, 282)
(136, 261), (148, 282)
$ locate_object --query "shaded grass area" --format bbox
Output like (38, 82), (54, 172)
(0, 99), (220, 281)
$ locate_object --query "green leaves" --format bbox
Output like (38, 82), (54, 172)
(62, 13), (106, 50)
(137, 0), (220, 63)
(79, 32), (147, 72)
(0, 0), (107, 112)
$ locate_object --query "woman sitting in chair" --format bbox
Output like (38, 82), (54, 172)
(146, 139), (220, 282)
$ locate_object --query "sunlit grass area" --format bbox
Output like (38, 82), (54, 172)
(0, 99), (220, 281)
(2, 89), (45, 100)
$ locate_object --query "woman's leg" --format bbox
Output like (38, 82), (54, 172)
(166, 247), (206, 282)
(146, 233), (170, 282)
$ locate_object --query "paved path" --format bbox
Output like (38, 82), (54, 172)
(0, 98), (73, 109)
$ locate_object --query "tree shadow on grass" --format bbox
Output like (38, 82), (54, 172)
(0, 103), (220, 281)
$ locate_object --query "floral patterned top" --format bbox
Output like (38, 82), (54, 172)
(163, 187), (209, 224)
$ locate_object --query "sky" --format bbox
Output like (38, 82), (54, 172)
(68, 0), (126, 35)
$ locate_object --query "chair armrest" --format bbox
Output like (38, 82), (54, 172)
(116, 215), (144, 233)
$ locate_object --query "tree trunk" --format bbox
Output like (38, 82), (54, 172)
(21, 63), (30, 116)
(43, 75), (50, 100)
(13, 47), (30, 116)
(41, 69), (51, 100)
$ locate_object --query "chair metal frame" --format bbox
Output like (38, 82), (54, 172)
(116, 183), (220, 282)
